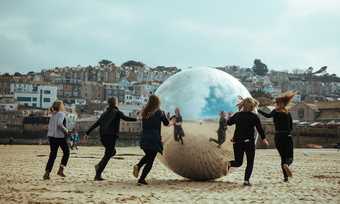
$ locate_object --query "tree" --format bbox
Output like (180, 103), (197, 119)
(252, 59), (268, 76)
(121, 60), (145, 68)
(98, 59), (113, 67)
(14, 72), (22, 76)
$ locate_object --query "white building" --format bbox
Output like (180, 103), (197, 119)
(0, 95), (18, 111)
(10, 83), (58, 109)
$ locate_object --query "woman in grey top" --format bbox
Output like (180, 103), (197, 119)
(43, 100), (70, 180)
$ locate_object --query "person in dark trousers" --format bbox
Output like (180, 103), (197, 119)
(258, 91), (296, 182)
(227, 97), (269, 186)
(171, 107), (185, 144)
(85, 97), (137, 181)
(43, 100), (70, 180)
(209, 111), (228, 147)
(133, 95), (174, 185)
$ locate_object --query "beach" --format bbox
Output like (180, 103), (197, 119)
(0, 145), (339, 204)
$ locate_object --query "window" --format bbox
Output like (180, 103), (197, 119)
(44, 90), (51, 94)
(17, 97), (31, 102)
(32, 103), (37, 107)
(32, 97), (37, 102)
(43, 98), (51, 102)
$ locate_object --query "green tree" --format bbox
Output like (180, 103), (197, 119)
(252, 59), (268, 76)
(121, 60), (145, 67)
(98, 59), (113, 67)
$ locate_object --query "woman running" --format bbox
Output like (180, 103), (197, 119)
(227, 97), (269, 186)
(258, 91), (295, 182)
(133, 95), (173, 185)
(172, 107), (185, 144)
(209, 111), (228, 147)
(43, 100), (70, 180)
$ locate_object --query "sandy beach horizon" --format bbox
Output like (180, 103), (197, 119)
(0, 145), (339, 204)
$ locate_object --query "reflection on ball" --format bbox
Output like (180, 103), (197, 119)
(155, 67), (251, 180)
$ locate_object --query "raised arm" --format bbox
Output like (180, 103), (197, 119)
(258, 109), (274, 118)
(86, 114), (103, 135)
(226, 113), (237, 126)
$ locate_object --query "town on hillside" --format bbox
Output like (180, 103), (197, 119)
(1, 59), (340, 147)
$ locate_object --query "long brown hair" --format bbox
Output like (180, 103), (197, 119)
(49, 100), (65, 113)
(275, 91), (296, 112)
(142, 95), (160, 119)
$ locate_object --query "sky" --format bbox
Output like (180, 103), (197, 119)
(0, 0), (339, 75)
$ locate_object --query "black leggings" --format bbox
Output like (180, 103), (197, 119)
(137, 149), (158, 181)
(275, 135), (294, 179)
(96, 137), (117, 177)
(45, 137), (70, 172)
(230, 141), (255, 181)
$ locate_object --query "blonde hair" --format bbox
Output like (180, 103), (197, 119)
(142, 95), (160, 119)
(49, 100), (65, 112)
(275, 91), (297, 112)
(237, 97), (259, 112)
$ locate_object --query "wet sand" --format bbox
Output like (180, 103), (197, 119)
(0, 145), (340, 203)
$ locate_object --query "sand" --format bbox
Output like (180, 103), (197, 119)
(0, 145), (340, 204)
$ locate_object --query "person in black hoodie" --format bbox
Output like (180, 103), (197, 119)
(227, 97), (269, 186)
(133, 95), (174, 185)
(86, 97), (137, 181)
(258, 91), (296, 182)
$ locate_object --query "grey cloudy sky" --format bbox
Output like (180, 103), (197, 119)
(0, 0), (339, 75)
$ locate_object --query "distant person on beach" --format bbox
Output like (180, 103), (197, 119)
(227, 97), (269, 186)
(133, 95), (174, 185)
(85, 97), (137, 181)
(70, 130), (80, 150)
(258, 91), (296, 182)
(209, 111), (228, 147)
(171, 108), (185, 145)
(43, 100), (70, 180)
(8, 137), (14, 145)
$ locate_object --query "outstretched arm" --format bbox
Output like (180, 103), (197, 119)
(119, 111), (137, 122)
(258, 109), (274, 118)
(226, 113), (237, 126)
(86, 120), (100, 135)
(161, 111), (170, 126)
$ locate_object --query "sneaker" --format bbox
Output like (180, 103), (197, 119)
(133, 165), (139, 178)
(138, 179), (148, 185)
(243, 181), (252, 186)
(283, 164), (293, 177)
(94, 176), (105, 181)
(57, 167), (66, 177)
(43, 171), (50, 180)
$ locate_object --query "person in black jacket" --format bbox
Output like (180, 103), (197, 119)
(85, 97), (137, 181)
(133, 95), (174, 185)
(171, 107), (185, 144)
(209, 111), (228, 147)
(258, 91), (296, 182)
(227, 97), (269, 186)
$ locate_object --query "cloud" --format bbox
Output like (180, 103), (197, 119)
(0, 0), (339, 76)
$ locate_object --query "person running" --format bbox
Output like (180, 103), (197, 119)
(85, 97), (137, 181)
(209, 111), (228, 147)
(133, 95), (174, 185)
(258, 91), (296, 182)
(171, 107), (185, 144)
(227, 97), (269, 186)
(43, 100), (70, 180)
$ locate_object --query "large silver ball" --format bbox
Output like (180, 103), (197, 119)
(155, 67), (251, 181)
